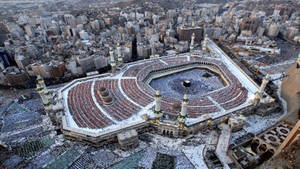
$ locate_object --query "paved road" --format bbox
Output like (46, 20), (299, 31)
(216, 123), (232, 168)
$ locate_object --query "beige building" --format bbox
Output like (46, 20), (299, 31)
(281, 62), (300, 123)
(31, 61), (66, 78)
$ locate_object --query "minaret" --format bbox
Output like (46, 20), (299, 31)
(109, 47), (116, 75)
(117, 43), (123, 64)
(169, 22), (172, 30)
(36, 81), (43, 94)
(234, 19), (239, 33)
(36, 82), (42, 92)
(190, 33), (195, 51)
(178, 93), (189, 125)
(153, 90), (163, 121)
(250, 73), (270, 106)
(36, 75), (46, 91)
(35, 76), (52, 111)
(259, 73), (270, 93)
(42, 88), (53, 111)
(36, 75), (47, 95)
(202, 34), (208, 51)
(151, 45), (156, 56)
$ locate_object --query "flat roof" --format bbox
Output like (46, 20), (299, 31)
(60, 39), (268, 136)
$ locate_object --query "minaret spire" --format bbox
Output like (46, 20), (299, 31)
(190, 33), (195, 51)
(259, 73), (270, 93)
(35, 75), (52, 112)
(109, 47), (116, 75)
(117, 42), (123, 64)
(250, 73), (270, 106)
(153, 89), (163, 122)
(202, 34), (208, 51)
(36, 75), (46, 90)
(178, 92), (189, 126)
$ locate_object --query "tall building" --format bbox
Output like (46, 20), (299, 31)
(267, 23), (280, 38)
(2, 66), (31, 87)
(178, 26), (203, 42)
(76, 55), (95, 73)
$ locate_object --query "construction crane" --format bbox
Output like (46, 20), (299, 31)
(250, 72), (289, 106)
(269, 72), (289, 82)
